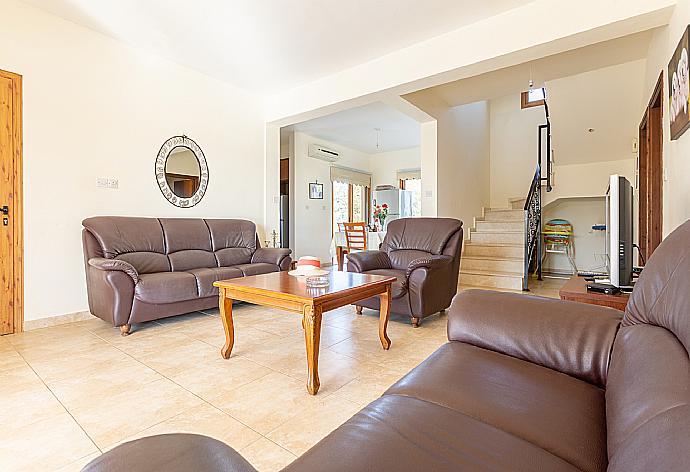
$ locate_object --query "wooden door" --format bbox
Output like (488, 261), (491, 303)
(638, 72), (663, 264)
(0, 69), (22, 335)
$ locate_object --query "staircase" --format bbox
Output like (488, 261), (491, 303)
(459, 199), (526, 290)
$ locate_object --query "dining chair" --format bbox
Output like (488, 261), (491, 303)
(340, 222), (367, 271)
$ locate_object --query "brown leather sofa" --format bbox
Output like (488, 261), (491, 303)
(347, 217), (463, 327)
(83, 219), (690, 472)
(82, 217), (291, 334)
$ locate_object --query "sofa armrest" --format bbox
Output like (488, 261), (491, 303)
(251, 247), (292, 270)
(88, 257), (138, 283)
(448, 290), (622, 387)
(346, 250), (392, 272)
(405, 255), (453, 278)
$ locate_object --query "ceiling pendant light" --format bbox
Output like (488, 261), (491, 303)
(375, 128), (381, 151)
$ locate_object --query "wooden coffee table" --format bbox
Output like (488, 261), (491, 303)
(214, 271), (396, 395)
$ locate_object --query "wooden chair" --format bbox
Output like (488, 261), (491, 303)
(336, 222), (368, 271)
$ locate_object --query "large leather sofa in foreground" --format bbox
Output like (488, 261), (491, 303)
(82, 217), (291, 334)
(83, 219), (690, 471)
(347, 217), (463, 327)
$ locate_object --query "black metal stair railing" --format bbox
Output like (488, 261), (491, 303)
(523, 96), (551, 290)
(523, 165), (542, 290)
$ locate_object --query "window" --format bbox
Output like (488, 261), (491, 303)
(399, 178), (422, 217)
(330, 167), (372, 234)
(332, 181), (349, 233)
(521, 87), (546, 109)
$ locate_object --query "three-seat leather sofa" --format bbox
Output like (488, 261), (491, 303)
(82, 217), (291, 334)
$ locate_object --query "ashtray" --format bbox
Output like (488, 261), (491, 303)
(306, 274), (330, 288)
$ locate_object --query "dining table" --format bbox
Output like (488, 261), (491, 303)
(330, 230), (386, 270)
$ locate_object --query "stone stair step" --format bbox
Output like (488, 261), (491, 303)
(483, 208), (524, 221)
(459, 268), (524, 290)
(475, 220), (524, 232)
(461, 255), (524, 273)
(470, 230), (524, 245)
(463, 243), (523, 259)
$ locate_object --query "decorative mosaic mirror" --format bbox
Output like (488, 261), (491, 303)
(155, 135), (209, 208)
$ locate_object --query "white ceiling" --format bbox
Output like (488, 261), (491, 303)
(288, 102), (420, 154)
(404, 30), (654, 109)
(20, 0), (534, 93)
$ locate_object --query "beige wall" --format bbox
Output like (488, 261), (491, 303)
(369, 147), (420, 189)
(436, 101), (491, 235)
(642, 0), (690, 235)
(292, 132), (372, 263)
(0, 0), (265, 322)
(489, 94), (545, 207)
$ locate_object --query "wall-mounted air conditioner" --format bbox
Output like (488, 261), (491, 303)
(308, 143), (339, 162)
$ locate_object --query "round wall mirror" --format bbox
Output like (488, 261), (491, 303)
(155, 136), (209, 207)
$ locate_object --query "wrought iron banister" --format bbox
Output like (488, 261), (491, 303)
(523, 165), (542, 290)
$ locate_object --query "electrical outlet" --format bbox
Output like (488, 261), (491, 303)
(97, 177), (119, 189)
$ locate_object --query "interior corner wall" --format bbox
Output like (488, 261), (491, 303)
(292, 132), (372, 263)
(0, 0), (265, 322)
(420, 121), (438, 216)
(642, 0), (690, 236)
(436, 101), (490, 236)
(369, 147), (421, 189)
(489, 94), (546, 207)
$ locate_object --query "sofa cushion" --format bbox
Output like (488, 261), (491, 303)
(159, 218), (218, 271)
(83, 216), (170, 274)
(168, 250), (218, 272)
(215, 248), (254, 267)
(386, 342), (607, 472)
(232, 263), (279, 277)
(188, 267), (244, 298)
(283, 394), (579, 472)
(135, 272), (199, 304)
(364, 268), (407, 299)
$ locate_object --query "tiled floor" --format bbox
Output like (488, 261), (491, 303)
(0, 279), (564, 471)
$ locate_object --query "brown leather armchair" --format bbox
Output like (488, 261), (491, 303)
(346, 217), (463, 327)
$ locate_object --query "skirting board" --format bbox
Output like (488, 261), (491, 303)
(24, 311), (93, 331)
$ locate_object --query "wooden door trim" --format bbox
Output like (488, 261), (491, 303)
(638, 71), (663, 263)
(0, 69), (23, 334)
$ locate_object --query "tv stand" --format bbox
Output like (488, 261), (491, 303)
(559, 275), (630, 311)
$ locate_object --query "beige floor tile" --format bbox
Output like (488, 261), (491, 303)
(134, 337), (221, 377)
(113, 403), (262, 452)
(0, 346), (28, 374)
(240, 437), (296, 472)
(0, 412), (98, 471)
(330, 368), (407, 407)
(10, 330), (110, 363)
(53, 452), (101, 472)
(28, 344), (137, 384)
(70, 378), (204, 449)
(212, 371), (318, 435)
(46, 360), (163, 411)
(0, 366), (67, 430)
(169, 356), (272, 402)
(266, 394), (362, 455)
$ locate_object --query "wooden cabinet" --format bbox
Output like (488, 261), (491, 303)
(559, 275), (630, 311)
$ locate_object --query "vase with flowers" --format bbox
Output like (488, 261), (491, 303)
(373, 203), (389, 230)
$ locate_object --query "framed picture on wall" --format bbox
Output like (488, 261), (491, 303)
(669, 25), (690, 140)
(309, 182), (323, 199)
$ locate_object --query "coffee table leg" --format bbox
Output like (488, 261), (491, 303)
(378, 285), (392, 350)
(336, 246), (344, 271)
(219, 289), (235, 359)
(303, 304), (322, 395)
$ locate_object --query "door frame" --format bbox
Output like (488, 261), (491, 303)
(0, 69), (23, 334)
(637, 71), (663, 264)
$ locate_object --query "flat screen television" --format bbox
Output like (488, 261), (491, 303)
(606, 175), (633, 287)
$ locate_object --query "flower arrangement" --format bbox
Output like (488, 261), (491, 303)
(373, 203), (389, 229)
